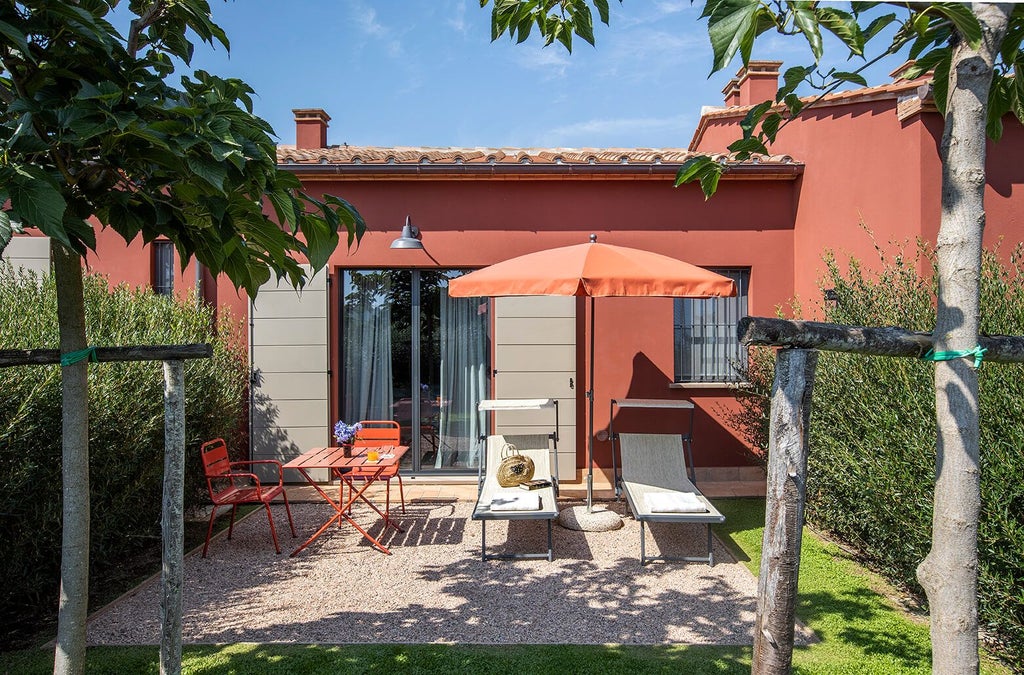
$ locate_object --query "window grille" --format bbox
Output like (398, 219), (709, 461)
(674, 268), (749, 383)
(152, 240), (174, 296)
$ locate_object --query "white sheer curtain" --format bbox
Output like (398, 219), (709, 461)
(343, 271), (394, 423)
(437, 291), (488, 469)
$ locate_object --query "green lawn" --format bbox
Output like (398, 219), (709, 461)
(1, 499), (1009, 674)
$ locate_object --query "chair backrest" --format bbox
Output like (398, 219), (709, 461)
(354, 420), (401, 448)
(618, 433), (690, 491)
(484, 433), (555, 483)
(201, 438), (231, 478)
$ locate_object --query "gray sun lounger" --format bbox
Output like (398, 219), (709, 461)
(473, 433), (559, 561)
(618, 432), (724, 566)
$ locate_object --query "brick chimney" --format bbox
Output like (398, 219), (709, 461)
(293, 108), (330, 149)
(721, 77), (741, 107)
(727, 61), (783, 107)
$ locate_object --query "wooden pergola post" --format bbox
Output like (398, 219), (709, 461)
(737, 317), (1024, 675)
(753, 348), (817, 674)
(0, 344), (211, 675)
(160, 360), (185, 675)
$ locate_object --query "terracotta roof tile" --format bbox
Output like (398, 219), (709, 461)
(276, 145), (798, 167)
(697, 75), (931, 123)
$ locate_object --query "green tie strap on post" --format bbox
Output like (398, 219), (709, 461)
(60, 347), (99, 367)
(921, 345), (987, 369)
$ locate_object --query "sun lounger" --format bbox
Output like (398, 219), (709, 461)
(473, 433), (559, 561)
(618, 432), (724, 566)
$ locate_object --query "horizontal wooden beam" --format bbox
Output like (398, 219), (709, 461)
(738, 317), (1024, 364)
(0, 344), (213, 368)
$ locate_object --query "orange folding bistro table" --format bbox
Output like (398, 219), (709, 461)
(283, 445), (408, 556)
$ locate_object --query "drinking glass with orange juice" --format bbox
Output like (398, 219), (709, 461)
(366, 449), (380, 462)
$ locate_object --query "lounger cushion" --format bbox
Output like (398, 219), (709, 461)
(645, 491), (707, 513)
(489, 490), (541, 511)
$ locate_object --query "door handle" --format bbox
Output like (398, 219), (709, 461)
(569, 377), (574, 389)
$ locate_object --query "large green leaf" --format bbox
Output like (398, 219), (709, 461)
(705, 0), (764, 74)
(0, 210), (13, 255)
(816, 6), (864, 56)
(674, 155), (725, 199)
(7, 167), (71, 248)
(931, 3), (982, 48)
(792, 3), (823, 61)
(987, 76), (1013, 142)
(0, 20), (34, 61)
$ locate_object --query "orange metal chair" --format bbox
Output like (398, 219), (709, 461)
(200, 438), (296, 557)
(346, 420), (405, 515)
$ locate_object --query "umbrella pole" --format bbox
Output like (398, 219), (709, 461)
(587, 296), (595, 512)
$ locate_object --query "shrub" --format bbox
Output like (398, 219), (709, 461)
(0, 262), (247, 648)
(735, 242), (1024, 663)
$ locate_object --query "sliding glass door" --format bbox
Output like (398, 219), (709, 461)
(340, 269), (488, 473)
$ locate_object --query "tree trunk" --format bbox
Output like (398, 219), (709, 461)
(917, 5), (1010, 674)
(752, 348), (818, 675)
(51, 242), (90, 675)
(160, 361), (185, 675)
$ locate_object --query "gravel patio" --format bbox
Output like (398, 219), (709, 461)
(86, 499), (810, 646)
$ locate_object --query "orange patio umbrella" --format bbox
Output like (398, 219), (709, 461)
(448, 234), (736, 510)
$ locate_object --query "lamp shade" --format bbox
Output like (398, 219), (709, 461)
(390, 216), (423, 249)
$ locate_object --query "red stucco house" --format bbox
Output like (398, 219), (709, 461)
(5, 61), (1021, 486)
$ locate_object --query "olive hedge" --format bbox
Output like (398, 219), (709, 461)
(0, 262), (247, 648)
(733, 243), (1023, 664)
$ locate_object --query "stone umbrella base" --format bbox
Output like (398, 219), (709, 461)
(556, 504), (624, 532)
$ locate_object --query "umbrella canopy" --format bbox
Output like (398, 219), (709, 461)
(449, 235), (737, 513)
(448, 237), (736, 299)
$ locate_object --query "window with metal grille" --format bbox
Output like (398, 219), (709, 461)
(674, 268), (749, 383)
(152, 240), (174, 296)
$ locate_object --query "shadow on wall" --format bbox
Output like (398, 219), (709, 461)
(603, 352), (758, 468)
(249, 368), (302, 482)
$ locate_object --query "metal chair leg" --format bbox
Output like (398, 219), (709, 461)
(640, 521), (647, 565)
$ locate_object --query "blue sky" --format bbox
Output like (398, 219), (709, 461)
(150, 1), (901, 150)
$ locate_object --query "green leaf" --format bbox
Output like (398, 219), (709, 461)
(740, 101), (773, 137)
(987, 76), (1013, 142)
(706, 0), (764, 74)
(571, 3), (595, 47)
(784, 93), (804, 116)
(8, 167), (70, 248)
(931, 3), (982, 48)
(297, 216), (339, 272)
(0, 210), (12, 256)
(815, 7), (864, 56)
(0, 20), (34, 62)
(674, 155), (714, 186)
(778, 65), (811, 101)
(932, 55), (951, 116)
(727, 137), (768, 156)
(324, 194), (367, 248)
(186, 157), (227, 191)
(674, 155), (725, 199)
(833, 71), (868, 87)
(901, 47), (949, 80)
(792, 5), (823, 62)
(761, 112), (782, 143)
(1014, 62), (1024, 124)
(700, 167), (723, 196)
(863, 13), (897, 42)
(594, 0), (611, 25)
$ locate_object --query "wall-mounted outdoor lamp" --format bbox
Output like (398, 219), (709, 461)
(390, 215), (424, 249)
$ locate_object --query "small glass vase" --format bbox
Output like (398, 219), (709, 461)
(342, 443), (353, 458)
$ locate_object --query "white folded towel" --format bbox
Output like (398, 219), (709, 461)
(645, 492), (707, 513)
(489, 490), (541, 511)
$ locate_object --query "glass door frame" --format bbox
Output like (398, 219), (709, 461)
(336, 267), (477, 475)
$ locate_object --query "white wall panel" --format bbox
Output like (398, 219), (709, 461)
(250, 266), (329, 474)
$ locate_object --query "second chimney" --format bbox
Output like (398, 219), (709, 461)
(293, 108), (330, 149)
(727, 61), (783, 107)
